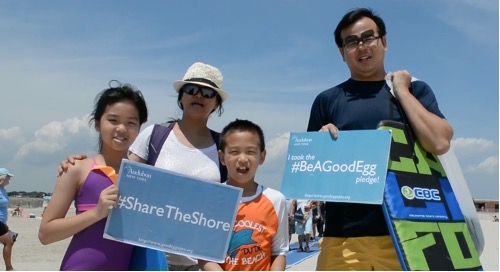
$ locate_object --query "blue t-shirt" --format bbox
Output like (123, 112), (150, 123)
(307, 78), (445, 237)
(0, 187), (10, 223)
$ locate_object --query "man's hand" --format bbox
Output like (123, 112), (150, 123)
(57, 153), (88, 177)
(388, 70), (412, 99)
(320, 123), (339, 139)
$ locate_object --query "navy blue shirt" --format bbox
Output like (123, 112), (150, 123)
(307, 78), (445, 237)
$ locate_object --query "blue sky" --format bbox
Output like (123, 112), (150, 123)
(0, 0), (498, 199)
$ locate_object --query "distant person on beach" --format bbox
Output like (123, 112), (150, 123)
(11, 205), (22, 218)
(197, 119), (288, 271)
(288, 199), (297, 244)
(0, 168), (17, 271)
(0, 222), (15, 271)
(294, 199), (312, 253)
(0, 169), (15, 224)
(310, 200), (320, 240)
(38, 81), (148, 270)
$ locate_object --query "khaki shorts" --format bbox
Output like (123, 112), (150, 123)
(316, 236), (402, 271)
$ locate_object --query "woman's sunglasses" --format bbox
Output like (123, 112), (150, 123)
(181, 84), (218, 99)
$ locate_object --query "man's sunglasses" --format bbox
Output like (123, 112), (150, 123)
(181, 84), (218, 99)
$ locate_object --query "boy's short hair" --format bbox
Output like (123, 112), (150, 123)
(220, 119), (265, 152)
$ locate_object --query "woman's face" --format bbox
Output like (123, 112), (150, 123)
(179, 84), (220, 120)
(0, 176), (11, 188)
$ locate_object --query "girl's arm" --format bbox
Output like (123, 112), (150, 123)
(198, 259), (223, 271)
(270, 255), (286, 271)
(39, 160), (118, 244)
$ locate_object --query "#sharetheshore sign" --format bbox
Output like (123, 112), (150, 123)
(104, 159), (242, 263)
(280, 130), (391, 204)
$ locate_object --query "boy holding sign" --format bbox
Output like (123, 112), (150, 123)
(198, 119), (289, 271)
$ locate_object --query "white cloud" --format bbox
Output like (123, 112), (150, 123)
(14, 115), (92, 160)
(452, 137), (496, 153)
(0, 127), (26, 164)
(465, 156), (499, 174)
(0, 126), (24, 143)
(265, 133), (290, 160)
(462, 0), (498, 12)
(436, 0), (498, 50)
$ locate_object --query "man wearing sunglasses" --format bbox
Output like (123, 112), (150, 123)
(307, 8), (453, 271)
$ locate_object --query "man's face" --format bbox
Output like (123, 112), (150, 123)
(339, 17), (387, 80)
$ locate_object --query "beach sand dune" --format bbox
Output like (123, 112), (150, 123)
(3, 207), (499, 271)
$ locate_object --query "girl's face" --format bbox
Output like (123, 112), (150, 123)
(219, 130), (266, 187)
(95, 101), (141, 153)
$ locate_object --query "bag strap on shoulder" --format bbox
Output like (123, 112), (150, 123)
(147, 122), (176, 166)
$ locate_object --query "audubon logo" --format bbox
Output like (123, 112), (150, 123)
(291, 136), (312, 143)
(124, 164), (152, 181)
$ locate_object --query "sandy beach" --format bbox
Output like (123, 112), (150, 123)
(3, 207), (499, 271)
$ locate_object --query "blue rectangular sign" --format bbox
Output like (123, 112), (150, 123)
(104, 160), (242, 262)
(280, 130), (391, 204)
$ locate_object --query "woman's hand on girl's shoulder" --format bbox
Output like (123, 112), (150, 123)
(57, 153), (88, 177)
(58, 158), (92, 184)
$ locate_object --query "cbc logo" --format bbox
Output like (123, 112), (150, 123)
(401, 186), (441, 201)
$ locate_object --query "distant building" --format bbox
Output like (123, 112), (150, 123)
(473, 199), (499, 212)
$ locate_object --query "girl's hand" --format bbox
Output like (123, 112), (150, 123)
(95, 185), (119, 219)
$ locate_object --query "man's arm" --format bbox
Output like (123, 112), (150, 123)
(391, 70), (453, 155)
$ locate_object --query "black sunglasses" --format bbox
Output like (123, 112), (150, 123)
(181, 84), (218, 99)
(343, 29), (381, 51)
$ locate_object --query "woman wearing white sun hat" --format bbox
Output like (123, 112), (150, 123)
(59, 62), (230, 271)
(129, 62), (230, 271)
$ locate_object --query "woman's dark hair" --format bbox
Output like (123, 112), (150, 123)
(89, 80), (148, 151)
(176, 85), (224, 116)
(334, 8), (387, 48)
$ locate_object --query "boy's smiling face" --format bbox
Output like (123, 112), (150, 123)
(219, 130), (266, 188)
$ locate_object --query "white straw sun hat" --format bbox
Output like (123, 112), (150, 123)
(173, 62), (229, 102)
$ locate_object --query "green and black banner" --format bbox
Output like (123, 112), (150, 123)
(378, 120), (482, 271)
